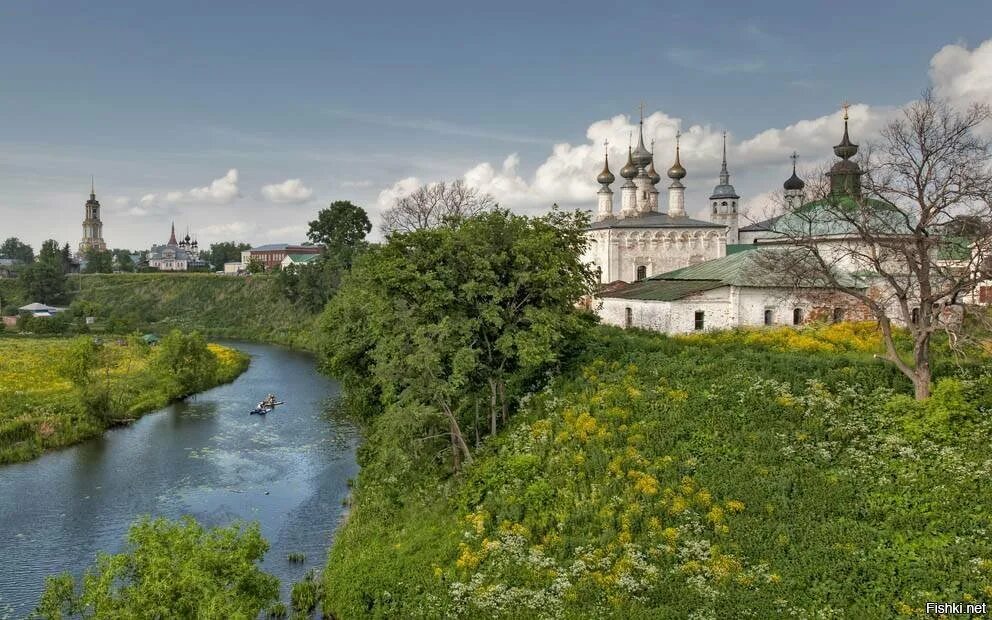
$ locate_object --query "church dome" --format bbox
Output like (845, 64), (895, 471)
(647, 160), (662, 185)
(620, 147), (638, 180)
(784, 171), (805, 191)
(597, 153), (616, 185)
(667, 156), (686, 180)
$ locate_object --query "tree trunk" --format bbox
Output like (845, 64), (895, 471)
(489, 378), (498, 437)
(913, 335), (932, 400)
(450, 419), (461, 471)
(438, 398), (472, 470)
(497, 380), (508, 425)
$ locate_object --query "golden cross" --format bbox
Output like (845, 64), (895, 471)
(841, 101), (851, 120)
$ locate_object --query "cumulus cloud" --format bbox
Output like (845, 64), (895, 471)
(376, 176), (422, 210)
(199, 221), (256, 238)
(141, 169), (241, 207)
(930, 39), (992, 107)
(261, 178), (313, 204)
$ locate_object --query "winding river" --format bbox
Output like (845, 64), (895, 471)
(0, 342), (360, 618)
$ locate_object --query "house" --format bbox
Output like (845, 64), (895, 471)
(19, 302), (67, 318)
(280, 253), (321, 269)
(223, 262), (245, 275)
(241, 244), (321, 271)
(597, 248), (871, 333)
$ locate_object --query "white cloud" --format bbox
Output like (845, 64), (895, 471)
(262, 224), (308, 241)
(199, 221), (257, 239)
(930, 39), (992, 107)
(261, 178), (313, 204)
(140, 169), (241, 207)
(376, 176), (422, 211)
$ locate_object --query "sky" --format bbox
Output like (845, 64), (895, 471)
(1, 0), (991, 250)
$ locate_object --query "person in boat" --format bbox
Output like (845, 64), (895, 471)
(262, 393), (278, 407)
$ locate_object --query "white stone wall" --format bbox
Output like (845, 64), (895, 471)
(584, 228), (727, 283)
(597, 286), (858, 334)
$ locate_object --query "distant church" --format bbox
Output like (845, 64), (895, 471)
(78, 178), (107, 255)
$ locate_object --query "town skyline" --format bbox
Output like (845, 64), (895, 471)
(1, 1), (990, 249)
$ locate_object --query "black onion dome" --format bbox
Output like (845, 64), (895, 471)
(784, 171), (805, 191)
(620, 147), (638, 180)
(833, 121), (858, 160)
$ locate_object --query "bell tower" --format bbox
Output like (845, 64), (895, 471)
(79, 177), (107, 254)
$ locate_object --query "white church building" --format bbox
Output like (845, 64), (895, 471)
(589, 110), (884, 333)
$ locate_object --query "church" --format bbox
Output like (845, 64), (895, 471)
(78, 179), (107, 255)
(582, 116), (742, 284)
(589, 110), (882, 333)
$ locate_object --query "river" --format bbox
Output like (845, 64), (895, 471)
(0, 342), (360, 618)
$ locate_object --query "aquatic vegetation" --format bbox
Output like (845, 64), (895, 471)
(323, 325), (992, 618)
(0, 335), (248, 464)
(290, 569), (323, 614)
(287, 552), (306, 563)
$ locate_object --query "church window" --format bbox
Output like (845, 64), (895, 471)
(832, 307), (845, 323)
(636, 265), (647, 281)
(595, 266), (602, 283)
(763, 309), (774, 325)
(911, 307), (920, 324)
(721, 201), (727, 207)
(732, 201), (737, 212)
(793, 308), (804, 325)
(625, 307), (633, 329)
(694, 311), (705, 331)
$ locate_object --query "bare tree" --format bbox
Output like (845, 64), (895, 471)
(380, 179), (497, 234)
(753, 91), (992, 399)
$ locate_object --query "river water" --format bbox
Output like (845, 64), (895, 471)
(0, 342), (360, 618)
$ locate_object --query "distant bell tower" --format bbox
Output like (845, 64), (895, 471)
(709, 132), (740, 243)
(79, 177), (107, 254)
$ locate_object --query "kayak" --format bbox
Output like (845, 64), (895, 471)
(249, 401), (285, 415)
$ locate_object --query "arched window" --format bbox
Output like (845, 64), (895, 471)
(625, 307), (633, 329)
(713, 204), (718, 214)
(732, 201), (737, 213)
(763, 308), (774, 326)
(832, 307), (845, 323)
(694, 311), (705, 331)
(722, 201), (728, 207)
(636, 265), (647, 281)
(793, 308), (804, 325)
(911, 307), (920, 324)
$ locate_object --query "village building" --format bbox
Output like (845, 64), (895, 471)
(241, 243), (321, 271)
(280, 253), (321, 269)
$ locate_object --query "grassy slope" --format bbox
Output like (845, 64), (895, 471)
(324, 324), (992, 618)
(73, 273), (319, 350)
(0, 338), (248, 464)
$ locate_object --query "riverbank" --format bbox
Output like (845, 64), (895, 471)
(0, 334), (249, 464)
(322, 324), (992, 618)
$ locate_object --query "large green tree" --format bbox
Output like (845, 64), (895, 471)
(83, 248), (114, 273)
(307, 200), (371, 266)
(320, 208), (595, 471)
(0, 237), (34, 262)
(36, 516), (279, 619)
(19, 239), (68, 304)
(203, 241), (250, 269)
(152, 330), (220, 397)
(111, 249), (136, 272)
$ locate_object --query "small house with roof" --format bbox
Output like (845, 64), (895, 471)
(280, 253), (321, 269)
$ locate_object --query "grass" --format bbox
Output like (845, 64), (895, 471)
(72, 273), (320, 350)
(322, 323), (992, 618)
(0, 336), (248, 464)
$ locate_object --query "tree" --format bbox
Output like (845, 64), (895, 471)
(307, 200), (371, 266)
(0, 237), (34, 263)
(152, 330), (220, 397)
(756, 91), (992, 400)
(203, 241), (250, 269)
(83, 248), (114, 273)
(320, 208), (595, 471)
(112, 249), (135, 272)
(36, 516), (279, 619)
(20, 239), (68, 304)
(380, 179), (496, 235)
(246, 257), (266, 274)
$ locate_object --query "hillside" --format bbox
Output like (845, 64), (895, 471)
(73, 273), (319, 349)
(323, 324), (992, 618)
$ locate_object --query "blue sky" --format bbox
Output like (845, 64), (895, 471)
(1, 0), (991, 249)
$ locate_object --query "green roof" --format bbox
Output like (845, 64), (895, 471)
(604, 279), (725, 301)
(726, 243), (758, 255)
(936, 237), (972, 261)
(769, 196), (914, 238)
(603, 248), (865, 302)
(285, 254), (320, 264)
